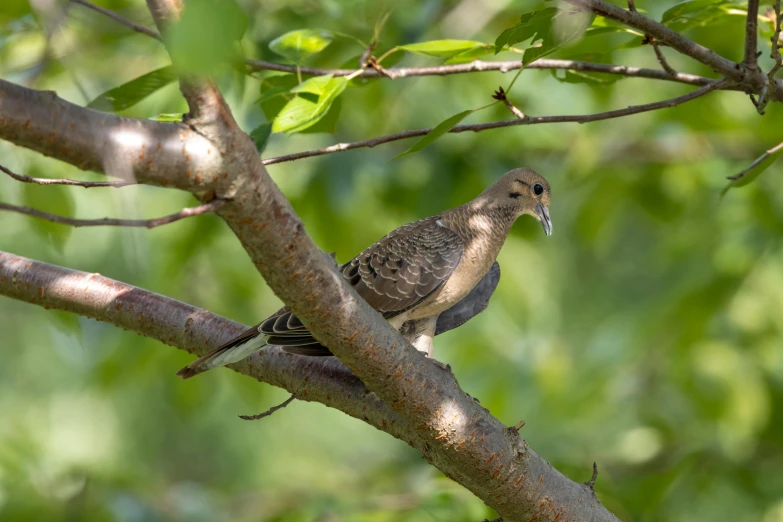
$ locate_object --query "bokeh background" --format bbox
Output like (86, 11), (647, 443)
(2, 0), (783, 520)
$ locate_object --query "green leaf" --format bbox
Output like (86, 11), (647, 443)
(722, 145), (783, 195)
(269, 29), (334, 64)
(494, 7), (558, 54)
(550, 69), (620, 85)
(300, 96), (342, 134)
(21, 179), (74, 253)
(167, 0), (248, 74)
(150, 113), (184, 122)
(494, 7), (594, 65)
(249, 122), (273, 153)
(399, 40), (490, 59)
(87, 66), (178, 112)
(392, 110), (474, 160)
(272, 75), (347, 133)
(661, 0), (739, 31)
(443, 44), (495, 64)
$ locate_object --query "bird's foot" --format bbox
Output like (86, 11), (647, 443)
(430, 359), (452, 373)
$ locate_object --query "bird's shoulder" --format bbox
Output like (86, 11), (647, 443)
(339, 215), (465, 316)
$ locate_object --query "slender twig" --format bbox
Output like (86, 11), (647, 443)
(652, 43), (677, 75)
(745, 0), (761, 70)
(263, 80), (728, 165)
(239, 394), (296, 421)
(757, 1), (782, 114)
(726, 139), (783, 180)
(0, 164), (134, 188)
(628, 0), (677, 75)
(0, 199), (224, 228)
(69, 0), (162, 41)
(491, 87), (527, 120)
(584, 462), (599, 491)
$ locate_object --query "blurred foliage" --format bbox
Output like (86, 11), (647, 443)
(1, 0), (783, 521)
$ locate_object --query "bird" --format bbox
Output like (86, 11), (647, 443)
(177, 168), (552, 378)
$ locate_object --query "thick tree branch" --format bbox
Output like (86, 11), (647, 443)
(0, 250), (618, 522)
(263, 79), (727, 165)
(0, 79), (222, 194)
(564, 0), (782, 101)
(1, 164), (133, 188)
(0, 199), (223, 228)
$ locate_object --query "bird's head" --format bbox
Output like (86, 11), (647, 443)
(480, 168), (552, 236)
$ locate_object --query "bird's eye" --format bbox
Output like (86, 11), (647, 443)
(533, 183), (544, 196)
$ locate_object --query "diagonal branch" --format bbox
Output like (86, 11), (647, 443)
(70, 0), (162, 41)
(263, 79), (728, 165)
(0, 199), (223, 228)
(1, 164), (133, 188)
(564, 0), (781, 101)
(0, 250), (619, 522)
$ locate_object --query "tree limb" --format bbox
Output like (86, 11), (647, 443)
(0, 199), (223, 228)
(263, 79), (728, 165)
(0, 250), (619, 522)
(70, 0), (162, 41)
(1, 164), (133, 188)
(564, 0), (781, 101)
(0, 79), (223, 193)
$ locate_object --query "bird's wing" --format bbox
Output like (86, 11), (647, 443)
(340, 216), (465, 317)
(435, 261), (500, 336)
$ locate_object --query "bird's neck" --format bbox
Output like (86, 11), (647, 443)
(443, 198), (518, 255)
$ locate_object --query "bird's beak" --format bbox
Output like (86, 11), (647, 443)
(536, 204), (552, 236)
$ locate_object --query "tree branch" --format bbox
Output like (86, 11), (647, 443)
(0, 250), (619, 522)
(564, 0), (782, 101)
(0, 164), (133, 188)
(239, 394), (296, 421)
(0, 199), (223, 228)
(756, 0), (783, 114)
(263, 79), (728, 165)
(0, 79), (223, 193)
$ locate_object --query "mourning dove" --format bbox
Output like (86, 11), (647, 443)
(177, 168), (551, 378)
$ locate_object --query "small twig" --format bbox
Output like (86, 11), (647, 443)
(652, 43), (677, 75)
(1, 164), (134, 188)
(263, 80), (727, 165)
(726, 139), (783, 180)
(239, 394), (296, 421)
(745, 0), (761, 70)
(756, 1), (782, 114)
(491, 86), (527, 120)
(512, 420), (525, 430)
(584, 462), (599, 490)
(0, 199), (223, 228)
(69, 0), (162, 41)
(629, 1), (677, 76)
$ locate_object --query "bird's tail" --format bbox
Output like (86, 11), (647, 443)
(176, 328), (267, 379)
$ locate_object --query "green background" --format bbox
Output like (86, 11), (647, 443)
(1, 0), (783, 520)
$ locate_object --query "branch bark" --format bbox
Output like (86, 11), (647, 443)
(564, 0), (782, 101)
(1, 164), (133, 188)
(745, 0), (761, 70)
(0, 79), (222, 194)
(0, 250), (618, 522)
